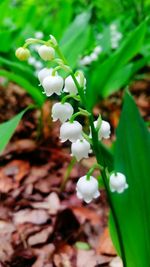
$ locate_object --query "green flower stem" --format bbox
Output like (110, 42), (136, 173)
(70, 109), (90, 123)
(61, 157), (77, 191)
(52, 66), (61, 76)
(61, 94), (81, 104)
(24, 38), (45, 48)
(89, 114), (127, 267)
(70, 112), (81, 123)
(82, 132), (92, 145)
(54, 45), (86, 106)
(86, 163), (103, 180)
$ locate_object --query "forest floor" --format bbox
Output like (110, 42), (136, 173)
(0, 74), (149, 267)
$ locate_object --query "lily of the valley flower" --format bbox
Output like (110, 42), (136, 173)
(64, 74), (86, 95)
(42, 75), (63, 97)
(109, 172), (128, 193)
(71, 139), (91, 161)
(94, 119), (111, 140)
(60, 121), (82, 142)
(51, 102), (73, 123)
(76, 175), (100, 203)
(38, 68), (55, 84)
(38, 45), (55, 61)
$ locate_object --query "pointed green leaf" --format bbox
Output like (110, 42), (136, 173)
(0, 106), (35, 153)
(110, 91), (150, 267)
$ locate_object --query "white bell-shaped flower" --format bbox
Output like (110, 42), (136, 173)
(38, 68), (54, 84)
(76, 175), (100, 203)
(90, 53), (98, 61)
(93, 45), (103, 55)
(60, 121), (82, 142)
(94, 119), (111, 140)
(71, 139), (91, 161)
(42, 75), (63, 97)
(109, 172), (128, 193)
(38, 45), (55, 61)
(80, 56), (92, 66)
(64, 75), (86, 95)
(51, 102), (73, 123)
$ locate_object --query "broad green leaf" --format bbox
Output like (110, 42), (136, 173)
(101, 57), (147, 96)
(0, 31), (12, 52)
(0, 70), (45, 107)
(0, 56), (36, 84)
(0, 106), (35, 153)
(60, 12), (91, 67)
(87, 21), (146, 108)
(109, 91), (150, 267)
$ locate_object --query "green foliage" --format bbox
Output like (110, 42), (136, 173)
(0, 106), (35, 153)
(60, 11), (91, 67)
(86, 20), (146, 109)
(0, 70), (45, 107)
(109, 91), (150, 267)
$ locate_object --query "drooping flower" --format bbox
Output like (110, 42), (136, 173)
(38, 45), (55, 61)
(76, 175), (100, 203)
(15, 47), (30, 61)
(80, 56), (92, 66)
(109, 172), (128, 193)
(64, 74), (86, 95)
(90, 53), (98, 61)
(71, 139), (91, 161)
(93, 45), (103, 55)
(51, 102), (73, 123)
(38, 68), (54, 84)
(94, 119), (111, 140)
(42, 75), (63, 97)
(60, 121), (82, 142)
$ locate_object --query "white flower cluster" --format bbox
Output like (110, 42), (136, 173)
(16, 36), (128, 205)
(110, 24), (122, 49)
(80, 45), (103, 66)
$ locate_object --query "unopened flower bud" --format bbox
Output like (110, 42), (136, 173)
(52, 102), (73, 123)
(42, 75), (63, 97)
(76, 175), (100, 203)
(71, 139), (91, 161)
(15, 47), (30, 61)
(109, 172), (128, 193)
(60, 121), (82, 142)
(94, 119), (111, 140)
(38, 45), (55, 61)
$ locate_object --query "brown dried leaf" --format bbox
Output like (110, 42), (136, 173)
(96, 227), (116, 256)
(72, 206), (101, 225)
(33, 244), (55, 267)
(28, 226), (53, 246)
(0, 221), (15, 262)
(109, 256), (123, 267)
(3, 160), (30, 182)
(77, 249), (110, 267)
(31, 192), (61, 215)
(13, 209), (49, 225)
(53, 253), (72, 267)
(0, 176), (16, 193)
